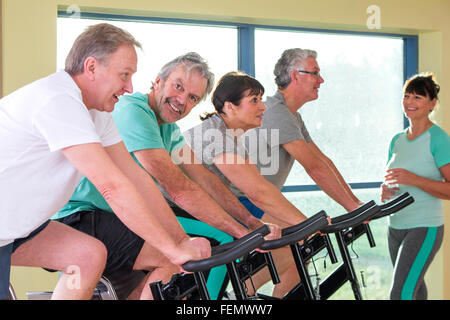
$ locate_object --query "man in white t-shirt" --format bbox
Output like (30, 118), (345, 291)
(0, 23), (206, 300)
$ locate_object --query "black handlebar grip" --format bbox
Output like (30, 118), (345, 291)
(282, 210), (328, 236)
(373, 194), (414, 220)
(379, 192), (410, 211)
(260, 217), (329, 251)
(321, 205), (381, 234)
(331, 200), (376, 224)
(182, 234), (265, 273)
(211, 224), (270, 256)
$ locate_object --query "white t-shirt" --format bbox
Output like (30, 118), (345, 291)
(0, 70), (122, 246)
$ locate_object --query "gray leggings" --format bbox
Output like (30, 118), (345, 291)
(388, 225), (444, 300)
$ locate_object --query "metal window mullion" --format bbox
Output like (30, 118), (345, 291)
(281, 182), (383, 193)
(403, 36), (418, 129)
(238, 26), (255, 77)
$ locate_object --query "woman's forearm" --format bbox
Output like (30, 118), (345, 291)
(248, 182), (307, 226)
(414, 176), (450, 200)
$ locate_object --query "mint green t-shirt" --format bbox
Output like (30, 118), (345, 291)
(52, 92), (186, 219)
(387, 124), (450, 229)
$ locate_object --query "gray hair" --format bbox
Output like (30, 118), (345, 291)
(65, 23), (142, 76)
(274, 48), (317, 89)
(154, 52), (215, 101)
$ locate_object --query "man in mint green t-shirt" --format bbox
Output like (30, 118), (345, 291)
(53, 53), (276, 300)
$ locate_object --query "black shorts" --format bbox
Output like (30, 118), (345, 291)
(55, 209), (145, 277)
(1, 220), (50, 300)
(12, 220), (51, 253)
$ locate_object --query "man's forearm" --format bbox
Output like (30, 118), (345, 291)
(308, 159), (361, 211)
(326, 157), (362, 204)
(169, 179), (250, 238)
(193, 171), (263, 230)
(131, 169), (189, 243)
(107, 144), (188, 243)
(284, 140), (362, 212)
(95, 171), (181, 257)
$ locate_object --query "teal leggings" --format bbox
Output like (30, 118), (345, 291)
(388, 225), (444, 300)
(177, 217), (233, 300)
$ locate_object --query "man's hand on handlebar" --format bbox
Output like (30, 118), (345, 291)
(181, 237), (212, 258)
(169, 237), (211, 273)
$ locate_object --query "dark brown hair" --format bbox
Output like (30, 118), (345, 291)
(404, 72), (440, 100)
(201, 71), (265, 120)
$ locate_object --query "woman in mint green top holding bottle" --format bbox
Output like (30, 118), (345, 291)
(382, 73), (450, 300)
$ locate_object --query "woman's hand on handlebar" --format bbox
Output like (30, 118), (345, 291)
(264, 223), (282, 241)
(294, 215), (330, 244)
(251, 223), (282, 253)
(318, 216), (332, 236)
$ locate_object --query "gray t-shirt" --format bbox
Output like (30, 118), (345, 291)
(244, 91), (312, 190)
(183, 114), (248, 198)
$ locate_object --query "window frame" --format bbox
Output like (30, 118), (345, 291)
(57, 10), (418, 192)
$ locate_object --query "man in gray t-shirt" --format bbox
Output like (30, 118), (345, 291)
(245, 48), (362, 213)
(245, 91), (312, 190)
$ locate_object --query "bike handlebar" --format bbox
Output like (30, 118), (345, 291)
(210, 224), (270, 256)
(373, 192), (414, 220)
(182, 233), (266, 273)
(321, 203), (380, 234)
(282, 210), (328, 236)
(260, 216), (329, 251)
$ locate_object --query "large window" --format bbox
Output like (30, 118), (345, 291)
(253, 29), (409, 299)
(57, 16), (238, 131)
(57, 12), (417, 300)
(255, 29), (405, 184)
